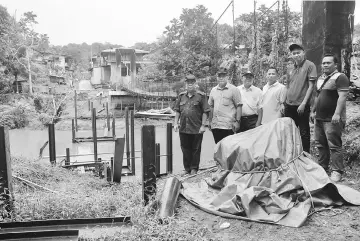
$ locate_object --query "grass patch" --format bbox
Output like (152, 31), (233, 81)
(4, 157), (215, 240)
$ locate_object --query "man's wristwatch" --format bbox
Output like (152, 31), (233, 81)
(235, 119), (241, 123)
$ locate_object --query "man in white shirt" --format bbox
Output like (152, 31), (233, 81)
(257, 67), (287, 125)
(237, 71), (262, 132)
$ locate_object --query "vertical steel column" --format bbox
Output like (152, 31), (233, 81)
(130, 110), (135, 175)
(113, 138), (125, 183)
(166, 123), (173, 174)
(141, 125), (156, 205)
(106, 102), (110, 131)
(74, 90), (78, 132)
(0, 126), (13, 214)
(71, 119), (75, 143)
(92, 108), (98, 162)
(65, 148), (70, 166)
(48, 123), (56, 165)
(112, 116), (116, 138)
(155, 143), (160, 177)
(125, 107), (130, 167)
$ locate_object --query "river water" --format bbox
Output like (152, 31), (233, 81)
(9, 127), (216, 176)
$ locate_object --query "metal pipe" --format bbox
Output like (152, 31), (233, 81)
(155, 143), (160, 177)
(125, 107), (130, 167)
(166, 123), (173, 174)
(92, 108), (98, 162)
(88, 99), (90, 111)
(106, 102), (110, 131)
(130, 110), (135, 175)
(48, 123), (56, 165)
(65, 148), (70, 166)
(158, 177), (181, 219)
(74, 90), (78, 132)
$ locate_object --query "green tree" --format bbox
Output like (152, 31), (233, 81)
(157, 5), (220, 78)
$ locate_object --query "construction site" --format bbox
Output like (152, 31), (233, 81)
(0, 0), (360, 240)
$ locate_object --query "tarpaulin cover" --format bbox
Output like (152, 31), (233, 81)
(181, 117), (360, 227)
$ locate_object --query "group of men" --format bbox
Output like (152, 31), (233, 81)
(174, 43), (350, 182)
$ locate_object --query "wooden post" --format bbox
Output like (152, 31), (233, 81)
(71, 119), (75, 143)
(0, 126), (13, 214)
(106, 102), (110, 131)
(65, 148), (70, 166)
(141, 125), (156, 205)
(125, 107), (130, 167)
(130, 110), (135, 175)
(166, 123), (173, 174)
(155, 143), (160, 177)
(92, 108), (98, 162)
(74, 90), (78, 132)
(48, 123), (56, 165)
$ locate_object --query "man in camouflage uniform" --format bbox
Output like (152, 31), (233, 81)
(174, 75), (210, 175)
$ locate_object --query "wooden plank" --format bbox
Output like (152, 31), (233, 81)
(0, 126), (13, 214)
(113, 137), (125, 183)
(141, 125), (156, 205)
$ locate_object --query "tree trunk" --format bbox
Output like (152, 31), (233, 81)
(302, 0), (355, 78)
(27, 47), (33, 95)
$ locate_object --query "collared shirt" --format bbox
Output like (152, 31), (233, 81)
(286, 59), (317, 106)
(315, 70), (349, 121)
(260, 81), (286, 124)
(238, 84), (262, 116)
(174, 91), (210, 134)
(208, 83), (242, 129)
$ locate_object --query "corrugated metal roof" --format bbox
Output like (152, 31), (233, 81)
(101, 48), (149, 54)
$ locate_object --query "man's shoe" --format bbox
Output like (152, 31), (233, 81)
(190, 169), (198, 175)
(330, 171), (342, 182)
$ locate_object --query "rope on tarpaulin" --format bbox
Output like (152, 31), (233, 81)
(214, 151), (316, 209)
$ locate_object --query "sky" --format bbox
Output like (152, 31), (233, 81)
(1, 0), (359, 47)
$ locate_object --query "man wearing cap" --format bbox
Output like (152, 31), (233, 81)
(237, 71), (262, 132)
(285, 43), (317, 153)
(208, 68), (242, 143)
(174, 74), (210, 175)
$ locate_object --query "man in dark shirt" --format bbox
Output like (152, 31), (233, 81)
(174, 75), (210, 175)
(285, 43), (317, 153)
(311, 53), (349, 182)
